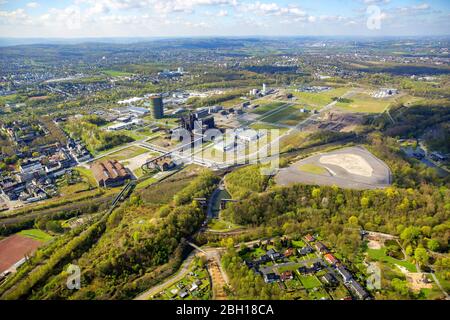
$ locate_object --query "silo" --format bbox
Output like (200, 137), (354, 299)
(149, 95), (164, 119)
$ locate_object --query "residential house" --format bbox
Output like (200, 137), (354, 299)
(312, 261), (324, 271)
(336, 265), (353, 283)
(284, 248), (294, 258)
(266, 248), (284, 261)
(348, 280), (369, 300)
(324, 253), (339, 265)
(190, 280), (202, 292)
(280, 271), (294, 282)
(263, 273), (280, 283)
(297, 246), (313, 256)
(322, 273), (338, 286)
(315, 241), (329, 254)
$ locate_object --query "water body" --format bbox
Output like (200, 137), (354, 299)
(210, 189), (231, 218)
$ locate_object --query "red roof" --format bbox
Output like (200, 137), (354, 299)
(324, 253), (339, 265)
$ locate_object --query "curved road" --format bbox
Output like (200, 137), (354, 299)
(134, 251), (197, 300)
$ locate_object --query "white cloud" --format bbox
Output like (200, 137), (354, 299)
(217, 9), (228, 17)
(412, 3), (430, 11)
(362, 0), (390, 5)
(0, 8), (32, 25)
(26, 2), (39, 8)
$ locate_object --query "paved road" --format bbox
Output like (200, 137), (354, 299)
(134, 251), (197, 300)
(429, 271), (450, 300)
(134, 240), (263, 300)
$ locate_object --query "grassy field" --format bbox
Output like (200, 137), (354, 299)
(291, 240), (306, 248)
(251, 101), (285, 115)
(208, 218), (242, 232)
(259, 105), (308, 125)
(299, 275), (322, 290)
(367, 248), (416, 272)
(221, 97), (249, 108)
(292, 87), (349, 108)
(0, 93), (21, 105)
(74, 167), (97, 186)
(18, 229), (53, 242)
(297, 164), (328, 175)
(334, 93), (393, 113)
(102, 69), (133, 77)
(101, 146), (148, 161)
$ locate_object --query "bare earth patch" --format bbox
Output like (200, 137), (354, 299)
(319, 153), (373, 177)
(407, 273), (433, 291)
(367, 239), (382, 250)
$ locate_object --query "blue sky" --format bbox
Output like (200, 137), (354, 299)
(0, 0), (449, 37)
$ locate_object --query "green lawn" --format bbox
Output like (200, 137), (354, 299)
(297, 164), (328, 175)
(367, 248), (416, 272)
(208, 218), (242, 232)
(299, 275), (322, 289)
(292, 240), (306, 248)
(102, 69), (133, 77)
(251, 102), (285, 115)
(258, 105), (307, 125)
(18, 229), (53, 242)
(250, 123), (287, 131)
(292, 87), (349, 109)
(74, 167), (97, 186)
(101, 146), (149, 161)
(335, 93), (393, 113)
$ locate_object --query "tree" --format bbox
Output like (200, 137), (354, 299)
(348, 216), (359, 226)
(45, 220), (63, 233)
(311, 187), (321, 199)
(427, 239), (440, 252)
(360, 196), (370, 208)
(400, 226), (420, 244)
(391, 278), (409, 296)
(414, 247), (429, 266)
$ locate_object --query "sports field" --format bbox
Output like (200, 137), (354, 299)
(0, 234), (43, 274)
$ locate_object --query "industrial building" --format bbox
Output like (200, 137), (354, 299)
(180, 113), (215, 133)
(91, 160), (131, 188)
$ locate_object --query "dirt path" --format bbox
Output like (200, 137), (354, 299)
(208, 259), (227, 300)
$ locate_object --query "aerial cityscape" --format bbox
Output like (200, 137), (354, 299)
(0, 0), (449, 309)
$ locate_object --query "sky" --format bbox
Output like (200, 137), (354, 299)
(0, 0), (449, 38)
